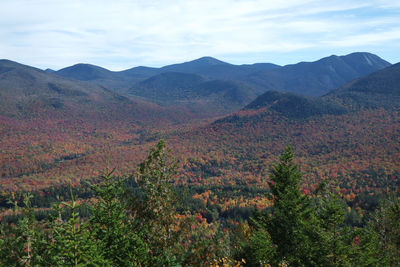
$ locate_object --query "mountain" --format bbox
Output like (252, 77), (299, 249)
(50, 53), (390, 111)
(128, 72), (262, 115)
(162, 56), (230, 72)
(0, 59), (186, 125)
(56, 63), (115, 81)
(0, 60), (123, 118)
(55, 64), (156, 91)
(246, 52), (391, 96)
(234, 61), (399, 119)
(0, 59), (199, 186)
(161, 56), (280, 81)
(326, 62), (400, 109)
(52, 57), (281, 93)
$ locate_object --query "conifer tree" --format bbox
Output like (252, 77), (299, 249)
(43, 189), (108, 266)
(89, 169), (148, 266)
(314, 182), (352, 266)
(249, 146), (326, 266)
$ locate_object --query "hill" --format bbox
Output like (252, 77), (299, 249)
(244, 90), (346, 119)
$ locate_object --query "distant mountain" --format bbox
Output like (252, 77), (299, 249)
(128, 72), (261, 115)
(44, 68), (55, 73)
(44, 52), (391, 116)
(52, 57), (280, 93)
(245, 52), (391, 96)
(325, 62), (400, 109)
(161, 57), (280, 81)
(55, 64), (156, 90)
(239, 61), (399, 119)
(56, 63), (115, 81)
(0, 59), (184, 124)
(162, 57), (230, 72)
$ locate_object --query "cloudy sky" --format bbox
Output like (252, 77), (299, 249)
(1, 0), (399, 70)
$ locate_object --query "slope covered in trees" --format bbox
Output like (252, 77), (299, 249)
(244, 90), (346, 119)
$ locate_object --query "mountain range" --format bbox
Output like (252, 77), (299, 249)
(50, 52), (390, 116)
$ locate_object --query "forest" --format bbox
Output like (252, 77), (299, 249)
(1, 141), (399, 266)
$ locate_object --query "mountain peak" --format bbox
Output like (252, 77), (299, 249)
(56, 63), (113, 81)
(190, 56), (229, 66)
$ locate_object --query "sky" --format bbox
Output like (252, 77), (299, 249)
(0, 0), (399, 71)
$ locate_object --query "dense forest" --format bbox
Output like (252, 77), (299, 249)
(1, 141), (399, 266)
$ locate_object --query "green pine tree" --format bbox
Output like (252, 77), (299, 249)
(89, 169), (148, 266)
(248, 146), (329, 266)
(43, 188), (109, 266)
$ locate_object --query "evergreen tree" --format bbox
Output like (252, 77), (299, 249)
(314, 182), (352, 266)
(42, 189), (109, 266)
(0, 194), (45, 266)
(248, 146), (328, 266)
(89, 169), (148, 266)
(267, 146), (320, 265)
(357, 198), (400, 266)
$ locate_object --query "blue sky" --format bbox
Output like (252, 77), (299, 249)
(0, 0), (399, 70)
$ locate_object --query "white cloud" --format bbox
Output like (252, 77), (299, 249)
(324, 28), (400, 47)
(0, 0), (399, 69)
